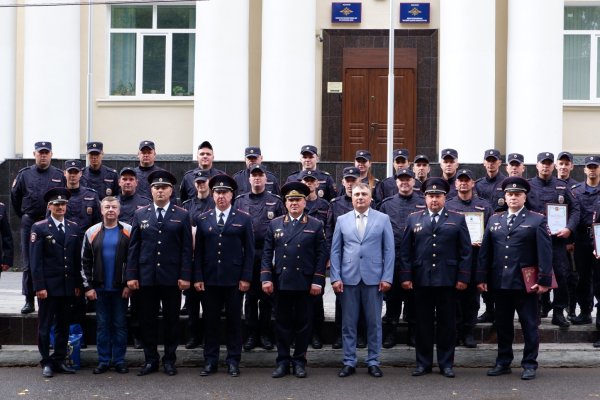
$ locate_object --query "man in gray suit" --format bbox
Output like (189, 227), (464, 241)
(330, 183), (395, 378)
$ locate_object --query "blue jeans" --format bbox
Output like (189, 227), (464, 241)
(95, 290), (128, 366)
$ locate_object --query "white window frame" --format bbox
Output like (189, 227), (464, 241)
(107, 3), (195, 100)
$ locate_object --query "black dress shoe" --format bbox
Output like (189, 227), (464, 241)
(311, 334), (323, 349)
(21, 301), (34, 314)
(56, 363), (76, 374)
(243, 335), (257, 351)
(228, 364), (240, 377)
(180, 305), (188, 315)
(332, 335), (343, 349)
(552, 313), (570, 328)
(521, 368), (536, 380)
(185, 338), (201, 349)
(540, 303), (552, 318)
(411, 366), (432, 376)
(115, 364), (129, 374)
(477, 311), (494, 323)
(199, 364), (218, 376)
(93, 364), (110, 374)
(594, 340), (600, 348)
(133, 338), (143, 350)
(42, 365), (53, 378)
(260, 335), (274, 350)
(338, 365), (356, 377)
(368, 365), (383, 378)
(572, 313), (592, 325)
(293, 364), (307, 378)
(382, 331), (396, 349)
(164, 364), (177, 376)
(137, 363), (158, 376)
(357, 335), (366, 348)
(487, 365), (511, 376)
(440, 367), (455, 378)
(463, 333), (477, 348)
(272, 364), (290, 378)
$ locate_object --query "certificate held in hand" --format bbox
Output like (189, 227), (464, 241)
(521, 265), (558, 294)
(546, 204), (567, 235)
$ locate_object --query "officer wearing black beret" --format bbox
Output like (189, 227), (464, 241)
(477, 176), (552, 380)
(126, 170), (193, 377)
(81, 141), (119, 199)
(194, 174), (255, 377)
(261, 182), (327, 378)
(400, 177), (472, 378)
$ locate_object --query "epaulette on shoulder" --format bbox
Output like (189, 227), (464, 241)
(173, 205), (186, 211)
(86, 187), (98, 193)
(18, 166), (30, 173)
(183, 169), (197, 175)
(493, 211), (504, 215)
(232, 169), (245, 177)
(408, 210), (422, 216)
(33, 219), (47, 227)
(181, 198), (192, 205)
(234, 208), (251, 216)
(330, 197), (339, 203)
(446, 209), (461, 215)
(272, 214), (285, 222)
(269, 193), (282, 199)
(475, 177), (484, 183)
(66, 219), (78, 226)
(380, 196), (393, 205)
(321, 170), (331, 176)
(530, 210), (545, 217)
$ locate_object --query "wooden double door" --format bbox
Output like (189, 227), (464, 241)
(342, 49), (417, 162)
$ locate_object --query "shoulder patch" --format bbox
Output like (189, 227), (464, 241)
(174, 205), (187, 211)
(235, 208), (251, 216)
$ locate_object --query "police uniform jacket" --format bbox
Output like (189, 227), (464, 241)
(117, 192), (151, 225)
(0, 203), (14, 267)
(375, 176), (399, 204)
(527, 176), (580, 235)
(444, 175), (458, 199)
(260, 214), (327, 291)
(475, 173), (507, 212)
(325, 195), (354, 251)
(81, 221), (132, 291)
(378, 192), (426, 240)
(477, 208), (553, 290)
(399, 209), (472, 287)
(337, 176), (380, 200)
(234, 191), (285, 250)
(572, 182), (600, 245)
(286, 170), (336, 201)
(126, 204), (193, 286)
(304, 197), (329, 225)
(233, 168), (281, 197)
(30, 218), (82, 296)
(134, 165), (166, 199)
(11, 165), (66, 218)
(81, 165), (119, 199)
(179, 166), (225, 203)
(64, 186), (101, 232)
(193, 208), (255, 286)
(182, 196), (215, 226)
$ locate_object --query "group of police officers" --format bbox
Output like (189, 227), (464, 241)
(5, 138), (600, 380)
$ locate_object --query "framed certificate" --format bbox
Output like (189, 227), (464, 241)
(546, 204), (568, 235)
(593, 224), (600, 254)
(461, 212), (484, 244)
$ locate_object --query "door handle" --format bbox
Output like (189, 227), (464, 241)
(370, 123), (377, 132)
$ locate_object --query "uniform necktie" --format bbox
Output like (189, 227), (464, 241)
(292, 218), (298, 227)
(157, 207), (164, 224)
(431, 213), (439, 228)
(218, 212), (225, 228)
(357, 213), (365, 240)
(57, 223), (65, 241)
(508, 214), (515, 231)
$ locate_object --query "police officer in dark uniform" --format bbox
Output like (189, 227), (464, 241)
(11, 141), (66, 314)
(180, 169), (215, 350)
(527, 152), (580, 327)
(134, 140), (167, 200)
(375, 149), (411, 203)
(81, 142), (119, 199)
(298, 169), (329, 348)
(30, 188), (81, 377)
(477, 177), (553, 381)
(325, 167), (366, 349)
(235, 164), (285, 351)
(286, 145), (336, 201)
(412, 154), (430, 192)
(440, 149), (460, 199)
(338, 150), (380, 199)
(116, 167), (151, 225)
(446, 169), (493, 348)
(63, 160), (102, 233)
(556, 151), (579, 189)
(0, 200), (14, 350)
(233, 147), (281, 196)
(261, 182), (327, 378)
(378, 168), (425, 348)
(400, 177), (472, 378)
(179, 141), (226, 203)
(475, 149), (506, 209)
(194, 175), (254, 378)
(126, 170), (193, 377)
(571, 156), (600, 325)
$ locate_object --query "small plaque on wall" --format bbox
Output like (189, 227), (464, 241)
(332, 3), (362, 23)
(327, 82), (343, 93)
(400, 3), (430, 23)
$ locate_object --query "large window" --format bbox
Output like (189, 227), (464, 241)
(564, 6), (600, 102)
(109, 3), (195, 97)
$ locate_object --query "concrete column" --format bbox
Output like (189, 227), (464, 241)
(439, 0), (495, 163)
(194, 0), (249, 161)
(259, 0), (316, 161)
(506, 0), (563, 161)
(0, 7), (16, 161)
(22, 0), (80, 159)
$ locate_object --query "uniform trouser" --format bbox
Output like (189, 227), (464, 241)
(546, 240), (569, 310)
(312, 294), (325, 337)
(274, 290), (314, 367)
(244, 278), (272, 337)
(128, 290), (142, 341)
(566, 250), (579, 312)
(20, 214), (36, 298)
(574, 242), (600, 314)
(184, 289), (203, 341)
(38, 296), (72, 367)
(481, 291), (495, 315)
(456, 283), (479, 336)
(202, 286), (243, 366)
(494, 289), (539, 369)
(138, 286), (181, 366)
(413, 286), (456, 369)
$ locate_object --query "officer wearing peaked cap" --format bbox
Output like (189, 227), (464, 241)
(476, 149), (507, 211)
(286, 145), (336, 201)
(81, 141), (119, 200)
(233, 147), (281, 197)
(261, 182), (327, 378)
(477, 176), (552, 380)
(11, 141), (66, 314)
(412, 154), (431, 191)
(400, 177), (472, 378)
(376, 149), (412, 204)
(180, 141), (226, 203)
(439, 149), (460, 200)
(63, 160), (102, 234)
(126, 168), (192, 377)
(338, 150), (380, 200)
(116, 167), (151, 225)
(194, 173), (254, 377)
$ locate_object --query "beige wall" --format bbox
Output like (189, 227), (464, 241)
(564, 107), (600, 153)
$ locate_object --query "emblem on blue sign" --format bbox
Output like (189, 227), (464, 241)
(400, 3), (430, 23)
(332, 3), (362, 23)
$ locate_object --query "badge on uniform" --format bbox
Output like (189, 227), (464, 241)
(275, 228), (284, 239)
(492, 223), (500, 231)
(498, 198), (505, 206)
(558, 195), (564, 204)
(141, 220), (149, 230)
(86, 207), (93, 215)
(267, 211), (274, 220)
(30, 232), (36, 242)
(46, 235), (55, 244)
(209, 226), (213, 232)
(414, 223), (422, 233)
(318, 189), (324, 198)
(106, 189), (112, 196)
